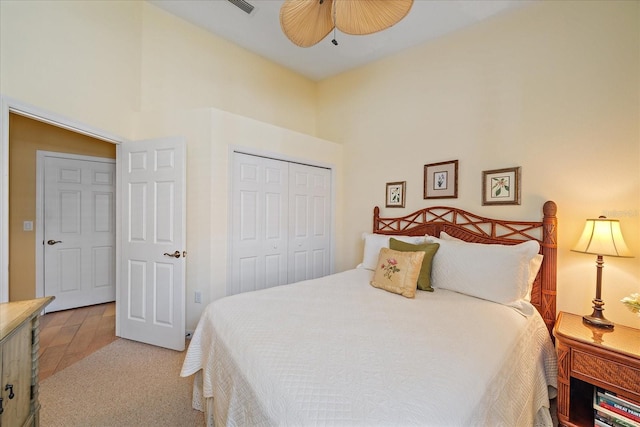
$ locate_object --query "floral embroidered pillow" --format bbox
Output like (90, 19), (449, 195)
(370, 248), (425, 298)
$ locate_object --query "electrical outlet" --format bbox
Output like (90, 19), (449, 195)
(195, 291), (202, 304)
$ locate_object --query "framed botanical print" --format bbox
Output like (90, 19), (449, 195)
(424, 160), (458, 199)
(386, 181), (406, 208)
(482, 167), (521, 205)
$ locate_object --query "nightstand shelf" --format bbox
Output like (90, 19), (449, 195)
(554, 312), (640, 427)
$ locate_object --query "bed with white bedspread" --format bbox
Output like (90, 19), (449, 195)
(181, 201), (559, 426)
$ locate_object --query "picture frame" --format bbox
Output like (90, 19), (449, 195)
(385, 181), (406, 208)
(482, 166), (521, 205)
(424, 160), (458, 199)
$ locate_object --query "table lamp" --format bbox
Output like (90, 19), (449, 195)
(571, 216), (633, 329)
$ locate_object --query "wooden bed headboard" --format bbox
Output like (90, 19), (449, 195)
(373, 201), (558, 336)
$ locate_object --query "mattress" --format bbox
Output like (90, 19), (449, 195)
(181, 268), (557, 426)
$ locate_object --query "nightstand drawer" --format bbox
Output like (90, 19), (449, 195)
(573, 349), (640, 397)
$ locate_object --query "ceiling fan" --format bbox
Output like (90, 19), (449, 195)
(280, 0), (414, 47)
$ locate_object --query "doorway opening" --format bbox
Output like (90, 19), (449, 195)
(8, 113), (116, 309)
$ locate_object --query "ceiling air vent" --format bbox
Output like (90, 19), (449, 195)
(227, 0), (255, 15)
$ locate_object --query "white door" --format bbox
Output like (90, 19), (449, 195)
(230, 153), (288, 295)
(288, 163), (331, 283)
(118, 138), (186, 351)
(230, 153), (331, 295)
(43, 155), (116, 313)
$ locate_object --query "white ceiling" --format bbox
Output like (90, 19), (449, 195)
(149, 0), (529, 81)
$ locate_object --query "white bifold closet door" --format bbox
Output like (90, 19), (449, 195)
(230, 152), (331, 295)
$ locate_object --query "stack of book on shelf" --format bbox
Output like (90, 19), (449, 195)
(594, 388), (640, 427)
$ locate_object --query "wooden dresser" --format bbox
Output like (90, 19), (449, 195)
(0, 297), (53, 427)
(554, 311), (640, 427)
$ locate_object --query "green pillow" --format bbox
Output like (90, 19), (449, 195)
(389, 238), (440, 292)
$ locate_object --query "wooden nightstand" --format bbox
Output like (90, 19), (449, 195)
(0, 297), (53, 426)
(553, 311), (640, 427)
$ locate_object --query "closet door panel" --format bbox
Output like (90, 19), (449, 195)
(238, 256), (258, 294)
(312, 248), (328, 278)
(231, 153), (331, 296)
(293, 193), (309, 238)
(291, 251), (308, 284)
(231, 154), (288, 295)
(288, 163), (331, 282)
(239, 191), (258, 240)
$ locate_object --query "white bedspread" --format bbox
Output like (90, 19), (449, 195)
(181, 268), (557, 426)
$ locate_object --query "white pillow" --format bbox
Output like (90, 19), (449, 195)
(361, 233), (426, 270)
(525, 253), (544, 301)
(438, 231), (462, 242)
(429, 236), (540, 305)
(438, 232), (543, 302)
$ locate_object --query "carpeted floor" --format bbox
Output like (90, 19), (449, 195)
(39, 338), (204, 426)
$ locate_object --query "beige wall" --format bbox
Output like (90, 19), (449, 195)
(0, 1), (318, 137)
(8, 113), (116, 301)
(139, 3), (318, 135)
(0, 0), (140, 137)
(318, 0), (640, 327)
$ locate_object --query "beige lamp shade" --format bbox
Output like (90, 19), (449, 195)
(571, 217), (633, 257)
(280, 0), (414, 47)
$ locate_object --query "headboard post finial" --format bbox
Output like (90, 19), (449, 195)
(543, 201), (557, 217)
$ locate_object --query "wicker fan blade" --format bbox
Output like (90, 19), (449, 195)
(280, 0), (335, 47)
(333, 0), (413, 35)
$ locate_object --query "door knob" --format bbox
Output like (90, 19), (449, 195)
(163, 251), (181, 258)
(47, 240), (62, 245)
